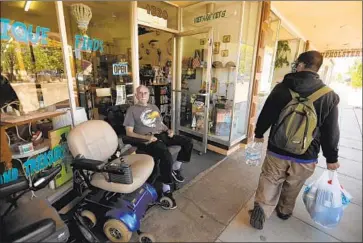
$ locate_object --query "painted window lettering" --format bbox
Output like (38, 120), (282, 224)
(194, 10), (227, 24)
(1, 18), (50, 44)
(74, 34), (104, 52)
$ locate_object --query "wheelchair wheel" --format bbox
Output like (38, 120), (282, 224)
(81, 210), (97, 228)
(138, 233), (155, 243)
(159, 196), (173, 210)
(103, 219), (132, 242)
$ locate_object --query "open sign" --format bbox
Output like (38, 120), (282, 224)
(113, 62), (128, 76)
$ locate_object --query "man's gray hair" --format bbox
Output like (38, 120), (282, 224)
(136, 85), (148, 93)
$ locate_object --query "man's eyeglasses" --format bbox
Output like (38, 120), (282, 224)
(291, 60), (298, 73)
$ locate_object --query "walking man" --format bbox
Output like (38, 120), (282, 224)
(250, 51), (340, 229)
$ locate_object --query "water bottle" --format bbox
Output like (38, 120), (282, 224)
(245, 142), (263, 166)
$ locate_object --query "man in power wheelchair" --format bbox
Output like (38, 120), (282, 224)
(66, 119), (175, 243)
(0, 164), (69, 242)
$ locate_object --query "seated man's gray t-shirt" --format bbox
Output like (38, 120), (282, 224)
(123, 104), (166, 135)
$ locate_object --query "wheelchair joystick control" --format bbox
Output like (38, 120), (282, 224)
(105, 158), (133, 185)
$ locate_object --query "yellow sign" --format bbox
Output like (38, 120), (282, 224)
(321, 49), (362, 58)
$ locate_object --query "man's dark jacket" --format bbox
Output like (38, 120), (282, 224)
(255, 71), (340, 163)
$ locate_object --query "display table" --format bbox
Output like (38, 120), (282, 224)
(0, 110), (66, 170)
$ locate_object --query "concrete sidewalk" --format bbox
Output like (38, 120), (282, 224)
(217, 105), (362, 242)
(136, 94), (362, 242)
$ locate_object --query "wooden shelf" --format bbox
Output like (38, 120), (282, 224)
(1, 110), (66, 128)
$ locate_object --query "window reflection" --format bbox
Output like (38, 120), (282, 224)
(0, 1), (68, 114)
(63, 2), (133, 120)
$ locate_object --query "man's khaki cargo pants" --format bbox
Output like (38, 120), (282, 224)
(254, 152), (316, 218)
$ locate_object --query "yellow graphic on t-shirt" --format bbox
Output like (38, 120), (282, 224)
(141, 109), (160, 128)
(147, 111), (160, 119)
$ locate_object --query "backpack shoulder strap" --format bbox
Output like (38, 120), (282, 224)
(289, 89), (299, 99)
(307, 86), (332, 102)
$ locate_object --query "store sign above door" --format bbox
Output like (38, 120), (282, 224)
(321, 49), (362, 58)
(194, 10), (227, 24)
(1, 18), (50, 44)
(113, 62), (128, 76)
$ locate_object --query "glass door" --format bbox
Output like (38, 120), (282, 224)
(174, 28), (213, 154)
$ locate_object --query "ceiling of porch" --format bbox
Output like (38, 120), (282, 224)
(271, 1), (362, 51)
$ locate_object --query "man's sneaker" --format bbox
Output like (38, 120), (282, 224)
(250, 203), (265, 230)
(172, 170), (185, 183)
(160, 191), (177, 210)
(276, 207), (292, 220)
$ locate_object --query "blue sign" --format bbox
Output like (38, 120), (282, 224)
(113, 62), (128, 76)
(0, 144), (66, 185)
(1, 18), (50, 44)
(75, 34), (104, 52)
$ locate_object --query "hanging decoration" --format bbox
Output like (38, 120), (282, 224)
(71, 4), (93, 34)
(71, 3), (93, 58)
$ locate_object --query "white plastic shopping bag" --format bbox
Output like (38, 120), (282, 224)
(303, 170), (352, 228)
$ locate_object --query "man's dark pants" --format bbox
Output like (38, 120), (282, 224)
(138, 132), (193, 184)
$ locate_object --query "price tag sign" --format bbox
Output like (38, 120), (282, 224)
(113, 62), (128, 76)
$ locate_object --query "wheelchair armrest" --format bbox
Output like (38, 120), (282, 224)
(31, 164), (62, 191)
(121, 135), (148, 146)
(7, 218), (56, 242)
(0, 177), (29, 199)
(120, 145), (137, 157)
(72, 157), (107, 171)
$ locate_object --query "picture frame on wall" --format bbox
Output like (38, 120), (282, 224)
(221, 50), (229, 57)
(213, 42), (220, 54)
(222, 35), (231, 43)
(200, 38), (206, 45)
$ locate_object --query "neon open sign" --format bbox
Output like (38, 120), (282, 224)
(113, 62), (128, 76)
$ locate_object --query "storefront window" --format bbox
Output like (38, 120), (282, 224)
(271, 37), (301, 88)
(1, 2), (69, 114)
(137, 2), (179, 31)
(232, 1), (261, 141)
(63, 2), (133, 120)
(182, 1), (243, 144)
(255, 11), (281, 121)
(0, 2), (75, 189)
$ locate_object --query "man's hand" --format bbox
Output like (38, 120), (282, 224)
(254, 137), (264, 144)
(147, 135), (158, 143)
(167, 129), (174, 138)
(327, 162), (340, 170)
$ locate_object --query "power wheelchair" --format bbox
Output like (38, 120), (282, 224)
(65, 120), (174, 243)
(0, 164), (69, 242)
